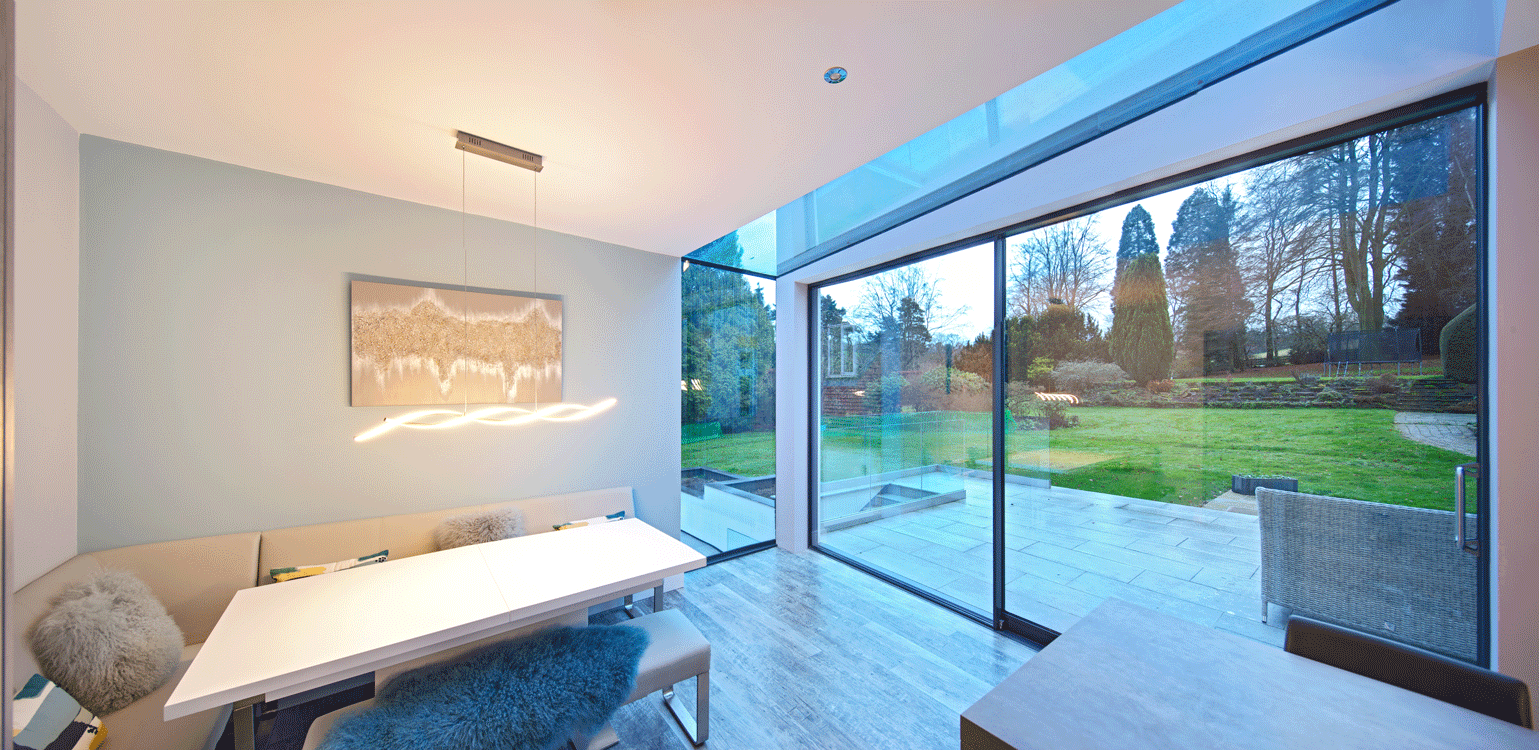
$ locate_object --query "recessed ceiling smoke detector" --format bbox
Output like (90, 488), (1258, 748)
(824, 67), (847, 84)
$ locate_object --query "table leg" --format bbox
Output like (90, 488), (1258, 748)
(653, 584), (666, 611)
(232, 695), (265, 750)
(623, 593), (638, 619)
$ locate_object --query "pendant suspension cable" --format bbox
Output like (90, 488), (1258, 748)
(461, 148), (469, 415)
(354, 134), (615, 442)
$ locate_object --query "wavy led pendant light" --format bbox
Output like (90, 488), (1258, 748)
(354, 399), (618, 442)
(354, 132), (616, 442)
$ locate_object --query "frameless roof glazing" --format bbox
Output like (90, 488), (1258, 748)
(685, 0), (1397, 278)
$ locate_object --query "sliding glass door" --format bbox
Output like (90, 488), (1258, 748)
(811, 93), (1487, 662)
(813, 243), (996, 614)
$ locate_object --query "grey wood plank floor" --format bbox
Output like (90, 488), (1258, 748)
(591, 548), (1037, 750)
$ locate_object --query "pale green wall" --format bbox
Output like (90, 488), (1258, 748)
(78, 136), (681, 551)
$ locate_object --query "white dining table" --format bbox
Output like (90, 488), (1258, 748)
(164, 518), (706, 749)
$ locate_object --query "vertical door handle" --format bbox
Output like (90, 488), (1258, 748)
(1455, 462), (1479, 554)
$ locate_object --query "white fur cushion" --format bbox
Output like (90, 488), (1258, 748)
(29, 570), (184, 715)
(434, 508), (526, 550)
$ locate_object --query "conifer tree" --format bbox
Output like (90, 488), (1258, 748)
(1113, 205), (1160, 314)
(1109, 253), (1175, 385)
(1166, 186), (1251, 374)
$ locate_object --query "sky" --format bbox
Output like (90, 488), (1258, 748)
(818, 177), (1235, 342)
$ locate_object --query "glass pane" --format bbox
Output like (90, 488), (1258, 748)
(1001, 106), (1481, 658)
(681, 246), (776, 557)
(687, 0), (1389, 276)
(814, 243), (996, 614)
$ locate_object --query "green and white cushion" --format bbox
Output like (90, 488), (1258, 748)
(553, 510), (626, 531)
(12, 674), (107, 750)
(270, 549), (389, 583)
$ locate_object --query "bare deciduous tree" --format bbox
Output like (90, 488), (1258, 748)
(1235, 160), (1328, 364)
(850, 264), (968, 337)
(1007, 217), (1110, 318)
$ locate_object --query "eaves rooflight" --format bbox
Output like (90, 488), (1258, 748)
(686, 0), (1399, 278)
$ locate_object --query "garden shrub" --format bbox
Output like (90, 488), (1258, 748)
(1367, 373), (1401, 395)
(1441, 304), (1478, 384)
(1147, 379), (1174, 394)
(1003, 381), (1080, 429)
(1354, 393), (1394, 407)
(862, 374), (908, 413)
(911, 367), (990, 412)
(1027, 358), (1056, 389)
(918, 366), (987, 394)
(1038, 401), (1080, 429)
(912, 385), (991, 413)
(1051, 361), (1132, 395)
(1292, 371), (1320, 387)
(1011, 399), (1079, 429)
(966, 445), (987, 467)
(1004, 382), (1038, 416)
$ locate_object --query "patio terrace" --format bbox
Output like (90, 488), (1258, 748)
(819, 473), (1284, 646)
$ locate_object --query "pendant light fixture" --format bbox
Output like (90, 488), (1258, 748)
(354, 132), (616, 442)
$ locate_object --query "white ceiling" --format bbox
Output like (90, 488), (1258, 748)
(18, 1), (1179, 257)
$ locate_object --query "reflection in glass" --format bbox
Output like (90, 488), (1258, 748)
(815, 244), (995, 614)
(681, 235), (776, 558)
(999, 107), (1480, 657)
(809, 105), (1483, 660)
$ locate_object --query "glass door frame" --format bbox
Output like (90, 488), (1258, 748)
(807, 84), (1491, 664)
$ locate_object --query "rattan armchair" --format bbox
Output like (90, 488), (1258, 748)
(1257, 487), (1477, 661)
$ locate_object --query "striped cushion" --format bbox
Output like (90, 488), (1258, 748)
(271, 550), (388, 583)
(12, 674), (107, 750)
(553, 510), (626, 531)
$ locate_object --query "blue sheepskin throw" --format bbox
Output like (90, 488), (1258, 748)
(319, 625), (648, 750)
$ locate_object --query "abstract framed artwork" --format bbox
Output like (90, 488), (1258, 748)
(350, 279), (562, 406)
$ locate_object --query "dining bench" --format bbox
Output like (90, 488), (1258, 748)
(11, 486), (642, 750)
(299, 607), (712, 749)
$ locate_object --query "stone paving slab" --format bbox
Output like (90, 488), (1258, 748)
(1394, 411), (1477, 456)
(1202, 490), (1260, 515)
(819, 476), (1289, 647)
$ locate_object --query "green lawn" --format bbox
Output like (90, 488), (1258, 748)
(687, 407), (1472, 511)
(683, 430), (776, 478)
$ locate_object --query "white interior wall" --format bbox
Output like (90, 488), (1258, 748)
(777, 0), (1539, 684)
(76, 137), (681, 551)
(13, 80), (78, 589)
(773, 279), (810, 552)
(1489, 41), (1539, 693)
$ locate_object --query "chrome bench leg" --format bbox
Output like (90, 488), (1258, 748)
(662, 672), (708, 746)
(623, 593), (638, 619)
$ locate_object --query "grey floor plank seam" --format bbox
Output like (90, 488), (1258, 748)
(592, 548), (1037, 749)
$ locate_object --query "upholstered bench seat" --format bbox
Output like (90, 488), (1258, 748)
(13, 487), (644, 750)
(301, 609), (710, 750)
(624, 608), (710, 704)
(621, 608), (710, 746)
